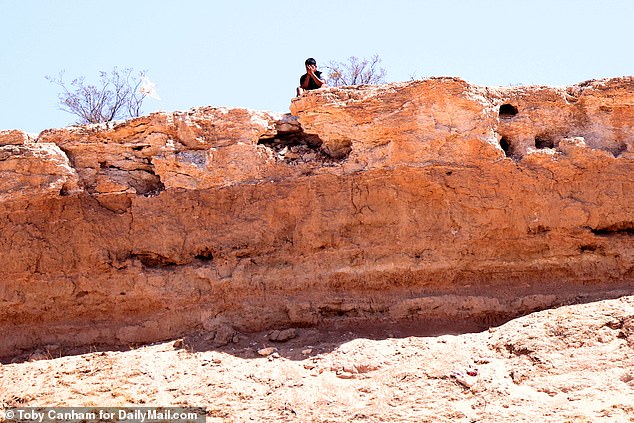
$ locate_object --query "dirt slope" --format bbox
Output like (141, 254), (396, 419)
(2, 296), (633, 422)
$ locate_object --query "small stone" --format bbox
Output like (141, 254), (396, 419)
(269, 328), (297, 342)
(342, 365), (358, 374)
(302, 348), (313, 355)
(173, 339), (184, 349)
(258, 347), (278, 357)
(216, 325), (236, 345)
(620, 372), (634, 383)
(28, 350), (49, 361)
(336, 370), (355, 379)
(276, 123), (299, 133)
(202, 319), (236, 347)
(450, 371), (475, 388)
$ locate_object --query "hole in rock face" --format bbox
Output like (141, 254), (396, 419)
(499, 104), (519, 118)
(194, 248), (214, 261)
(129, 170), (164, 197)
(259, 130), (350, 163)
(590, 222), (634, 236)
(258, 129), (323, 149)
(59, 184), (74, 196)
(610, 143), (628, 157)
(130, 252), (178, 268)
(499, 136), (522, 160)
(535, 135), (555, 149)
(500, 137), (512, 157)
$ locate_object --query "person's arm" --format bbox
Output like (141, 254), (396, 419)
(301, 73), (311, 90)
(305, 65), (326, 88)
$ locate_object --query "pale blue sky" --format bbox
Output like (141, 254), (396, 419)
(2, 0), (633, 134)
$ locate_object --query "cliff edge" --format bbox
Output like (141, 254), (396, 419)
(2, 77), (634, 358)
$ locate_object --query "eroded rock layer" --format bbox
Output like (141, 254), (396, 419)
(2, 77), (634, 358)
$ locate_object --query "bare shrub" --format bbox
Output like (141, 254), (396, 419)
(325, 54), (387, 87)
(46, 67), (158, 124)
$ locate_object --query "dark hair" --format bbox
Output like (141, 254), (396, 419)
(305, 58), (317, 66)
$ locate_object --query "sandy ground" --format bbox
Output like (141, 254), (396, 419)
(1, 296), (633, 422)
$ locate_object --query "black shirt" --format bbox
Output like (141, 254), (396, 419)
(300, 70), (324, 90)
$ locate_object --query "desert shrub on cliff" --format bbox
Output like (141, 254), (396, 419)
(325, 54), (387, 87)
(46, 67), (159, 124)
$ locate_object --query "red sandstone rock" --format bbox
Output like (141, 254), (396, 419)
(2, 77), (634, 358)
(0, 142), (80, 202)
(0, 129), (30, 145)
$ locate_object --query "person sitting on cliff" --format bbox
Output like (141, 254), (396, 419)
(296, 58), (327, 96)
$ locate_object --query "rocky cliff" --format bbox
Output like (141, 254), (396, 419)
(2, 77), (634, 359)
